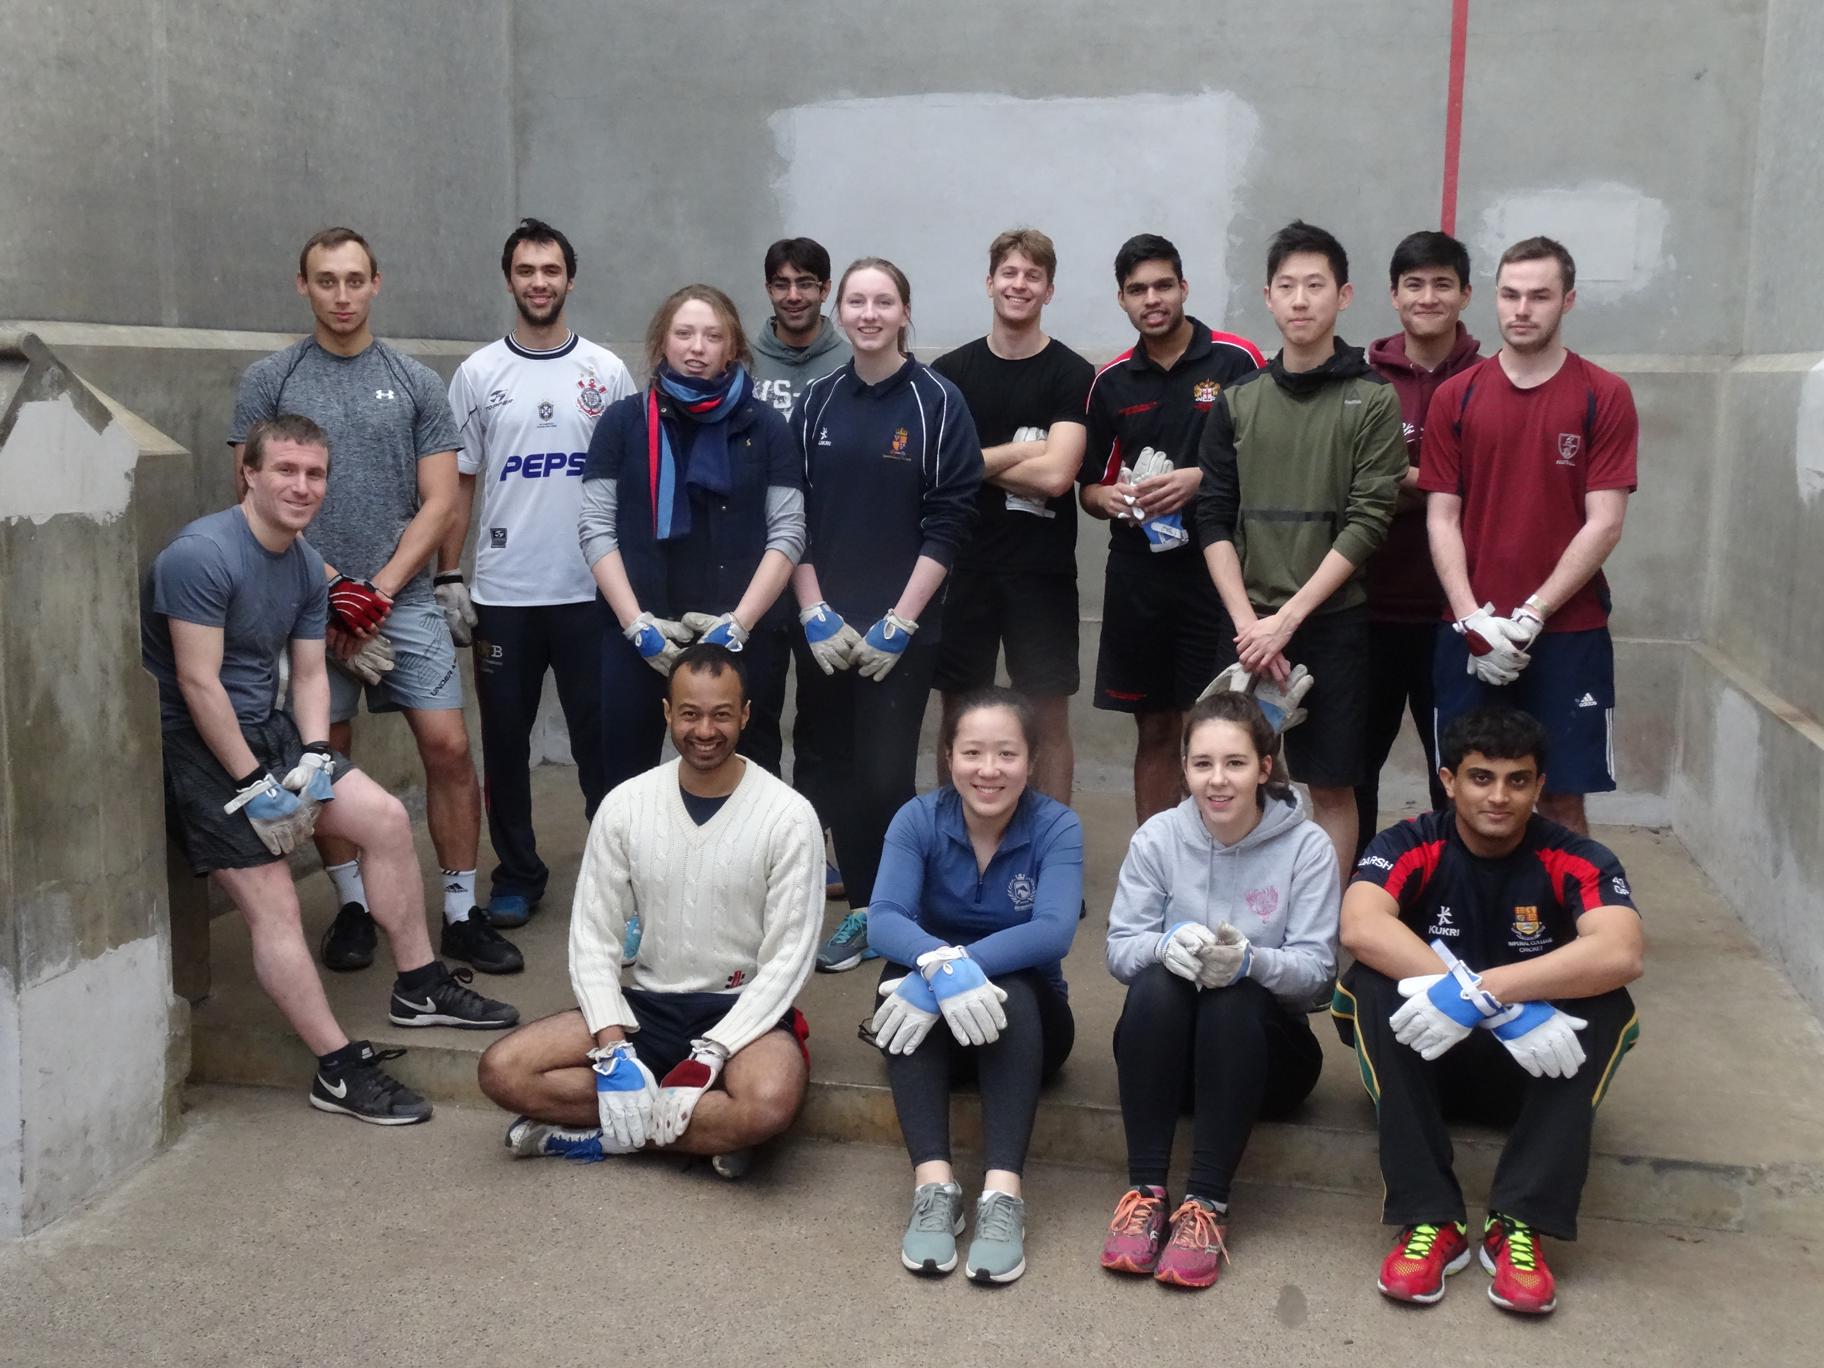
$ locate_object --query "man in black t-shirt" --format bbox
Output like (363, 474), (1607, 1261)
(931, 228), (1093, 802)
(1333, 706), (1644, 1317)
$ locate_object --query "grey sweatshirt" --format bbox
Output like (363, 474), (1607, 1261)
(1105, 790), (1340, 1008)
(750, 317), (852, 417)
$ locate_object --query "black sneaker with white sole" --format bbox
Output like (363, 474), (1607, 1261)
(389, 963), (520, 1030)
(321, 902), (377, 971)
(309, 1042), (432, 1125)
(440, 908), (524, 974)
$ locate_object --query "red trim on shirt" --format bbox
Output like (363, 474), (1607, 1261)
(1209, 329), (1267, 368)
(1534, 846), (1605, 916)
(1385, 838), (1446, 905)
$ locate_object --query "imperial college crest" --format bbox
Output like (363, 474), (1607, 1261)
(1512, 905), (1544, 938)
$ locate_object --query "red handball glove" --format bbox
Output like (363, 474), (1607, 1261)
(328, 574), (394, 635)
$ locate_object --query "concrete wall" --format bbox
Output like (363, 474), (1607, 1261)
(0, 335), (184, 1235)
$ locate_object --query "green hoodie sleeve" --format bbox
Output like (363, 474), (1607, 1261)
(1330, 381), (1407, 568)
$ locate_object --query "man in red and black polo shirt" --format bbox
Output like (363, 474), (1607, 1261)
(1079, 233), (1265, 820)
(1333, 705), (1644, 1317)
(1422, 235), (1638, 836)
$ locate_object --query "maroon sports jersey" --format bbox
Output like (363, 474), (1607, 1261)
(1418, 352), (1638, 632)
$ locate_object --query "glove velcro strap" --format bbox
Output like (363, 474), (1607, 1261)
(223, 773), (281, 814)
(1489, 1000), (1553, 1039)
(433, 572), (465, 586)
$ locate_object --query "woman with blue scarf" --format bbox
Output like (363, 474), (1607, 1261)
(580, 285), (805, 792)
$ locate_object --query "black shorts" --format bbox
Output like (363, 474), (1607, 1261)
(933, 568), (1080, 696)
(161, 713), (355, 875)
(622, 988), (811, 1076)
(1213, 604), (1371, 788)
(1093, 551), (1229, 714)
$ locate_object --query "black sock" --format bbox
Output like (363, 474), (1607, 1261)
(318, 1041), (367, 1073)
(395, 960), (445, 992)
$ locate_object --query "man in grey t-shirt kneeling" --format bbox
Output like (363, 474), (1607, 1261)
(143, 416), (520, 1124)
(230, 226), (521, 979)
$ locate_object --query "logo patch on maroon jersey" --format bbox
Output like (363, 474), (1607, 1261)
(1556, 433), (1582, 465)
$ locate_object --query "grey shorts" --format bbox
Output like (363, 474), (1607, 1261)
(327, 597), (464, 723)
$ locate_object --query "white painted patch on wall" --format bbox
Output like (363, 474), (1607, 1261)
(1475, 183), (1670, 300)
(771, 92), (1259, 349)
(1796, 357), (1824, 502)
(0, 393), (138, 525)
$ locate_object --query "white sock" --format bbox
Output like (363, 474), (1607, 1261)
(441, 868), (477, 924)
(326, 859), (367, 910)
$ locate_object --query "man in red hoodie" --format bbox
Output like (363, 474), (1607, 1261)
(1357, 232), (1482, 851)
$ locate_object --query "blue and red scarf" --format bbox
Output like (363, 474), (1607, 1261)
(646, 363), (748, 542)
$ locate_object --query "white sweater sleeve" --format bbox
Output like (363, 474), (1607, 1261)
(567, 788), (640, 1035)
(700, 792), (824, 1056)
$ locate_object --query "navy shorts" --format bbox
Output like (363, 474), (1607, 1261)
(1432, 626), (1616, 795)
(622, 988), (810, 1076)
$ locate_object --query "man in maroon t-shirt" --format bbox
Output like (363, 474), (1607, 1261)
(1358, 231), (1483, 852)
(1420, 236), (1639, 834)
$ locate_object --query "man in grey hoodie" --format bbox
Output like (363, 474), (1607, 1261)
(751, 237), (853, 416)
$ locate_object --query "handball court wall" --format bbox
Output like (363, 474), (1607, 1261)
(3, 0), (1822, 1230)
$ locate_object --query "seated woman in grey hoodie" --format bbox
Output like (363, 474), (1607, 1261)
(1098, 690), (1340, 1290)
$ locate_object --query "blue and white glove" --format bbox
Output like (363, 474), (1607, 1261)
(1485, 1000), (1589, 1078)
(1196, 922), (1253, 989)
(1159, 921), (1218, 983)
(799, 601), (863, 675)
(1391, 939), (1505, 1060)
(871, 975), (941, 1055)
(1195, 661), (1313, 733)
(917, 946), (1009, 1047)
(681, 611), (749, 652)
(1129, 447), (1190, 553)
(853, 611), (919, 682)
(281, 744), (336, 804)
(589, 1040), (659, 1153)
(624, 611), (693, 677)
(223, 771), (318, 856)
(654, 1038), (729, 1146)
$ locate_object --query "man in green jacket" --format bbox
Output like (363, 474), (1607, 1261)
(1195, 220), (1407, 882)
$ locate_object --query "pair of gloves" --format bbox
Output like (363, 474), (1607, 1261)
(870, 946), (1010, 1056)
(799, 602), (918, 682)
(1117, 447), (1189, 553)
(1453, 601), (1547, 686)
(624, 610), (753, 676)
(1159, 921), (1254, 989)
(222, 744), (337, 856)
(325, 573), (400, 685)
(589, 1036), (731, 1152)
(1198, 661), (1315, 734)
(1390, 938), (1588, 1078)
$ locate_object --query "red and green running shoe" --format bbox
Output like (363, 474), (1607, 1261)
(1482, 1212), (1558, 1314)
(1377, 1221), (1472, 1303)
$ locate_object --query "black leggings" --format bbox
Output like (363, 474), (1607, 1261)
(1113, 964), (1323, 1203)
(882, 968), (1075, 1175)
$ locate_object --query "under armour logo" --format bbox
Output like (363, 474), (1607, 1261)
(375, 389), (396, 400)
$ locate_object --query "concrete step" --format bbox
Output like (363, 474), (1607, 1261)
(190, 770), (1824, 1237)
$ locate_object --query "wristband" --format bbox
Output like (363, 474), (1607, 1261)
(302, 741), (333, 757)
(234, 765), (265, 789)
(434, 572), (465, 586)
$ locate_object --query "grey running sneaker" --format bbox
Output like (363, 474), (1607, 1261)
(816, 908), (876, 973)
(966, 1190), (1027, 1284)
(901, 1181), (965, 1275)
(504, 1116), (607, 1161)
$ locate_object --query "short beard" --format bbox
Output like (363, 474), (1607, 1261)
(514, 294), (563, 329)
(1502, 321), (1559, 354)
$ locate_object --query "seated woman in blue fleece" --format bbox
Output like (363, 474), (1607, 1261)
(866, 686), (1083, 1287)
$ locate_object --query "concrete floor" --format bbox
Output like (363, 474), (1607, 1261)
(2, 1084), (1819, 1368)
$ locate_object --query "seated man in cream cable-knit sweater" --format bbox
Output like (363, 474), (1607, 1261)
(479, 643), (824, 1176)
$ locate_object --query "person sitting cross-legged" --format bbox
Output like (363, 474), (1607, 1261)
(477, 643), (823, 1176)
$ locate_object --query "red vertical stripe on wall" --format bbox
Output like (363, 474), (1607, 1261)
(1440, 0), (1470, 233)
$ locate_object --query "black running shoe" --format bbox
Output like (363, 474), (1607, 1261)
(440, 908), (524, 974)
(309, 1042), (432, 1125)
(389, 963), (520, 1030)
(320, 902), (377, 972)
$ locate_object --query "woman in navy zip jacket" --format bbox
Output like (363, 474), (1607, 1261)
(790, 257), (983, 972)
(579, 285), (804, 790)
(868, 687), (1083, 1282)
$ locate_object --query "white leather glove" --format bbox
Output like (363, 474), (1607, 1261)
(1453, 604), (1531, 685)
(653, 1038), (728, 1146)
(680, 611), (749, 652)
(589, 1040), (659, 1153)
(331, 631), (396, 686)
(1253, 665), (1314, 733)
(1392, 937), (1508, 1060)
(625, 611), (693, 677)
(799, 601), (863, 675)
(1486, 1001), (1589, 1078)
(1195, 922), (1253, 989)
(224, 772), (319, 856)
(280, 744), (336, 803)
(432, 573), (478, 647)
(1505, 597), (1549, 652)
(917, 946), (1009, 1047)
(1159, 921), (1218, 983)
(1196, 662), (1253, 703)
(871, 976), (941, 1055)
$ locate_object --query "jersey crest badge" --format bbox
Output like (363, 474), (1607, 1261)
(887, 426), (910, 459)
(1192, 379), (1221, 408)
(725, 969), (748, 989)
(1512, 905), (1543, 938)
(1007, 873), (1036, 910)
(1556, 433), (1582, 465)
(538, 400), (554, 422)
(577, 374), (608, 418)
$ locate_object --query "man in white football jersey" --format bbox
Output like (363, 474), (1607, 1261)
(439, 218), (636, 929)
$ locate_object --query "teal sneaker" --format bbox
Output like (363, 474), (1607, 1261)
(816, 908), (877, 973)
(966, 1190), (1027, 1284)
(901, 1181), (965, 1275)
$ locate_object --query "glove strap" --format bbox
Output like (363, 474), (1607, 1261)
(224, 772), (281, 814)
(433, 572), (465, 587)
(915, 945), (968, 980)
